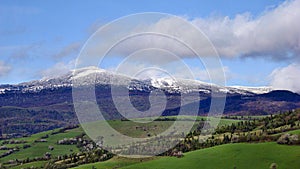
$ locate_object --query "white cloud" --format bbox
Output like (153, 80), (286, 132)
(0, 61), (11, 77)
(192, 0), (300, 59)
(270, 63), (300, 93)
(40, 60), (75, 79)
(94, 0), (300, 61)
(108, 17), (216, 60)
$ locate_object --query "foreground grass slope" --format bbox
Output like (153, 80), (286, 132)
(72, 156), (157, 169)
(125, 142), (300, 169)
(74, 142), (300, 169)
(11, 161), (47, 169)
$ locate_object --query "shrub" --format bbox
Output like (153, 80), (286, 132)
(277, 134), (299, 145)
(270, 163), (277, 169)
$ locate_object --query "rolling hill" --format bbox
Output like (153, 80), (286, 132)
(73, 142), (300, 169)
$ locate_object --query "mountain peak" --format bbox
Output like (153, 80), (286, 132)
(72, 66), (107, 80)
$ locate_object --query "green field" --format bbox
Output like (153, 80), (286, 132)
(72, 156), (157, 169)
(0, 127), (83, 163)
(11, 161), (47, 169)
(0, 117), (240, 165)
(1, 115), (300, 169)
(74, 142), (300, 169)
(287, 129), (300, 135)
(78, 116), (241, 147)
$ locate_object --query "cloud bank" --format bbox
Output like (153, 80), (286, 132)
(193, 0), (300, 60)
(270, 63), (300, 93)
(108, 0), (300, 61)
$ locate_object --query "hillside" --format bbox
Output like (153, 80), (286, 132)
(74, 142), (300, 169)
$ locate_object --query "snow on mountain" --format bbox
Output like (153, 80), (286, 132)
(146, 77), (264, 95)
(229, 86), (273, 94)
(0, 88), (5, 94)
(0, 67), (274, 95)
(72, 66), (127, 86)
(72, 66), (106, 79)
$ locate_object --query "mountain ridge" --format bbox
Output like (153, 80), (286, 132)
(0, 66), (274, 96)
(0, 67), (300, 136)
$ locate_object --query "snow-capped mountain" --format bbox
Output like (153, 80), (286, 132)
(0, 67), (299, 140)
(147, 77), (273, 95)
(228, 86), (273, 95)
(0, 66), (300, 122)
(0, 67), (134, 94)
(0, 66), (273, 95)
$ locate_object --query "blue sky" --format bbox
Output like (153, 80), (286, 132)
(1, 0), (299, 92)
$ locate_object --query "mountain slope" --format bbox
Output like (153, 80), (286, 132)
(0, 67), (300, 135)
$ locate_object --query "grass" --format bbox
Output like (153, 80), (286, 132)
(83, 116), (241, 138)
(72, 156), (157, 169)
(0, 127), (83, 163)
(1, 116), (238, 164)
(270, 128), (300, 136)
(10, 161), (47, 169)
(216, 118), (241, 126)
(73, 142), (300, 169)
(123, 142), (300, 169)
(0, 116), (246, 168)
(108, 120), (177, 138)
(287, 129), (300, 135)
